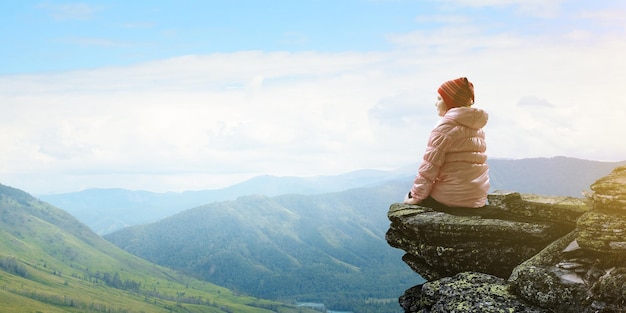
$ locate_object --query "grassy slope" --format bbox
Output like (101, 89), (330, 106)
(0, 183), (317, 313)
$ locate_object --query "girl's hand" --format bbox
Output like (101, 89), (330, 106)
(403, 192), (420, 205)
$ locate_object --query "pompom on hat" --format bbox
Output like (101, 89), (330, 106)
(438, 77), (475, 110)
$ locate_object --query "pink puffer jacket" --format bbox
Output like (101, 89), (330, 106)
(410, 107), (490, 207)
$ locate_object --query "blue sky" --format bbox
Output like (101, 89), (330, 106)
(4, 0), (430, 73)
(2, 0), (626, 194)
(5, 0), (610, 73)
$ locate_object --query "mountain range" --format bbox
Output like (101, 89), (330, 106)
(38, 168), (406, 235)
(0, 183), (318, 313)
(40, 156), (626, 235)
(6, 156), (624, 312)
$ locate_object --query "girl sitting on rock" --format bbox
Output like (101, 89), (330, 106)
(404, 77), (490, 208)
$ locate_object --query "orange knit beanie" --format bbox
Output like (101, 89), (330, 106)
(438, 77), (475, 110)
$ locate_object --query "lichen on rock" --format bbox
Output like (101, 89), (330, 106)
(386, 192), (584, 281)
(590, 165), (626, 212)
(387, 165), (626, 312)
(400, 272), (544, 313)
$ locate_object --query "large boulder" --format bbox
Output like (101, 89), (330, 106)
(387, 165), (626, 313)
(588, 165), (626, 212)
(386, 191), (585, 281)
(400, 272), (544, 313)
(577, 165), (626, 255)
(509, 165), (626, 312)
(509, 230), (626, 312)
(577, 211), (626, 254)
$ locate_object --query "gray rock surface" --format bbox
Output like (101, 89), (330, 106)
(400, 272), (544, 313)
(386, 192), (584, 281)
(387, 166), (626, 312)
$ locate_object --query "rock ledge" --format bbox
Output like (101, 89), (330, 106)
(387, 165), (626, 312)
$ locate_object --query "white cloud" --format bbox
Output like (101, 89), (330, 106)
(415, 14), (470, 24)
(438, 0), (567, 18)
(2, 18), (626, 194)
(61, 37), (134, 48)
(517, 96), (554, 108)
(36, 2), (101, 21)
(574, 8), (626, 22)
(387, 25), (523, 53)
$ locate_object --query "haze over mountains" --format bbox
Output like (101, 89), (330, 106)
(40, 157), (626, 235)
(40, 168), (405, 235)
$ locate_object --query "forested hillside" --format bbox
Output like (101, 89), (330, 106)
(0, 183), (319, 313)
(105, 182), (420, 313)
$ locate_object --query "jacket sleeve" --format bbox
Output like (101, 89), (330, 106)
(410, 127), (454, 202)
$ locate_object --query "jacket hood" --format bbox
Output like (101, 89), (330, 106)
(443, 107), (488, 129)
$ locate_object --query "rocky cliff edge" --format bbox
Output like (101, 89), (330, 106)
(386, 165), (626, 313)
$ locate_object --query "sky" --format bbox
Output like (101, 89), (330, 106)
(1, 0), (626, 195)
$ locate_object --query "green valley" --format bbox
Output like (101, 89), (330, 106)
(105, 185), (421, 313)
(0, 183), (318, 313)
